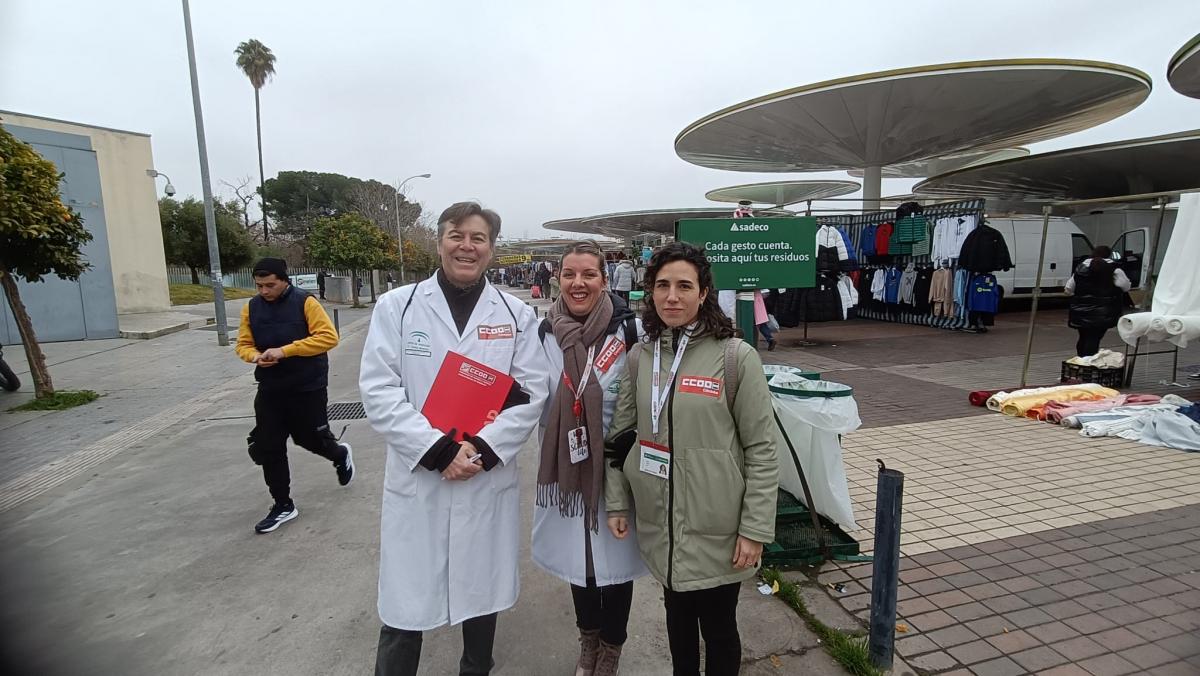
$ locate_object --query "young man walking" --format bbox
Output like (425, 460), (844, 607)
(236, 257), (354, 534)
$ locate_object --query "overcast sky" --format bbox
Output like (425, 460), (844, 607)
(2, 0), (1197, 239)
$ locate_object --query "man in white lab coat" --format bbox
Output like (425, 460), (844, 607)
(360, 202), (549, 676)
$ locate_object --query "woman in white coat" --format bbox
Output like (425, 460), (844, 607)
(535, 241), (648, 676)
(360, 202), (549, 676)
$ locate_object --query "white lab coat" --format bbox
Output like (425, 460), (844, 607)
(533, 320), (649, 587)
(359, 277), (549, 631)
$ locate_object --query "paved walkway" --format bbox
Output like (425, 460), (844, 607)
(758, 312), (1200, 675)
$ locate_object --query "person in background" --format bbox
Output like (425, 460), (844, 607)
(317, 269), (326, 300)
(235, 257), (353, 534)
(548, 264), (561, 301)
(1065, 245), (1131, 357)
(604, 241), (778, 676)
(535, 241), (647, 676)
(360, 202), (548, 676)
(610, 252), (635, 302)
(756, 290), (777, 351)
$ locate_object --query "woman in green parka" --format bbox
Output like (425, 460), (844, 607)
(604, 241), (778, 676)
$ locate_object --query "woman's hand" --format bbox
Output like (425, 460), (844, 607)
(732, 535), (763, 569)
(607, 514), (629, 540)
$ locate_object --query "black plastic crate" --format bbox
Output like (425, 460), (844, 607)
(1060, 361), (1124, 388)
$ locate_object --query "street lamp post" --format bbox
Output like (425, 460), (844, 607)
(394, 173), (431, 283)
(180, 0), (229, 346)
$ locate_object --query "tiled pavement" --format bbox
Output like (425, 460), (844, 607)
(758, 310), (1200, 675)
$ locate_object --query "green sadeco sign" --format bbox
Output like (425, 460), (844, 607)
(676, 217), (817, 290)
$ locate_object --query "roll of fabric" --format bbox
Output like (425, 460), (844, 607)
(1164, 315), (1200, 349)
(995, 384), (1119, 417)
(1148, 316), (1170, 342)
(1118, 312), (1153, 346)
(1044, 394), (1162, 424)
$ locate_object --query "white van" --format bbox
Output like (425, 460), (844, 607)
(987, 216), (1154, 300)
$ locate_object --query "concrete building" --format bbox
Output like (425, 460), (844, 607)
(1, 111), (170, 344)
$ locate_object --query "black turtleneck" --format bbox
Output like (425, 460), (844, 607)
(437, 268), (486, 335)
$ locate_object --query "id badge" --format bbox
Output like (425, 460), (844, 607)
(638, 440), (671, 479)
(568, 426), (589, 464)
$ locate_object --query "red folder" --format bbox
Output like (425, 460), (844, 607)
(422, 351), (515, 441)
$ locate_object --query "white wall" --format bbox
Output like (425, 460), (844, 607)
(1, 111), (171, 314)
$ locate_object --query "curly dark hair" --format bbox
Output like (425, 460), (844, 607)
(641, 241), (737, 341)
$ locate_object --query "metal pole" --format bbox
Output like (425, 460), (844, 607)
(1139, 196), (1169, 310)
(181, 0), (228, 346)
(1019, 206), (1052, 387)
(736, 291), (757, 349)
(394, 188), (405, 283)
(332, 308), (340, 336)
(868, 460), (904, 670)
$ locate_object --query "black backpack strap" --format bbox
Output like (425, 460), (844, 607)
(538, 318), (552, 344)
(399, 284), (418, 324)
(624, 316), (637, 351)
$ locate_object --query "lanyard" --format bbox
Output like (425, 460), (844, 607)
(651, 328), (692, 434)
(561, 345), (596, 420)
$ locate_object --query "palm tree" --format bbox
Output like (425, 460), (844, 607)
(235, 39), (276, 242)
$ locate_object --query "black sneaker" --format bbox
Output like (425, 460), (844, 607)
(254, 502), (298, 534)
(335, 443), (354, 486)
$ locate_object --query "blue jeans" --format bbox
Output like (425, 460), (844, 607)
(758, 323), (776, 342)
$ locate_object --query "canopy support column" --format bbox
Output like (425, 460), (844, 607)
(1139, 196), (1169, 310)
(1020, 206), (1053, 387)
(863, 166), (882, 212)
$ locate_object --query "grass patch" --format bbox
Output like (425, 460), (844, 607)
(169, 283), (255, 306)
(8, 389), (100, 412)
(762, 568), (882, 676)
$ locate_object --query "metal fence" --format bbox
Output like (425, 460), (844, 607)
(167, 265), (427, 290)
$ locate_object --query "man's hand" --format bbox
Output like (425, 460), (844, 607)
(607, 514), (629, 540)
(257, 347), (286, 364)
(253, 352), (278, 368)
(732, 535), (763, 569)
(441, 442), (484, 481)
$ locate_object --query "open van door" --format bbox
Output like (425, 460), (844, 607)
(1071, 233), (1094, 271)
(1111, 228), (1150, 289)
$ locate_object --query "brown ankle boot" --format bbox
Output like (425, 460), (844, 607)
(593, 639), (623, 676)
(575, 629), (601, 676)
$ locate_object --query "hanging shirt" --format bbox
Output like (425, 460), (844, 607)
(875, 222), (894, 256)
(871, 268), (887, 301)
(884, 268), (903, 304)
(899, 265), (918, 305)
(953, 269), (970, 318)
(860, 224), (878, 257)
(968, 274), (1001, 314)
(837, 226), (857, 261)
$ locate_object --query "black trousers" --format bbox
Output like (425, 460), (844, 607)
(375, 613), (497, 676)
(613, 290), (630, 302)
(1076, 327), (1108, 357)
(248, 387), (344, 504)
(663, 582), (742, 676)
(570, 579), (635, 646)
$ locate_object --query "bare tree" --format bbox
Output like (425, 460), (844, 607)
(347, 180), (423, 239)
(221, 176), (258, 232)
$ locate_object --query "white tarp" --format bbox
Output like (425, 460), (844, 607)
(767, 371), (859, 532)
(1120, 193), (1200, 347)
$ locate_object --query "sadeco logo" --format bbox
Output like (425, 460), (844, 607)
(679, 376), (722, 398)
(404, 330), (432, 357)
(730, 222), (769, 232)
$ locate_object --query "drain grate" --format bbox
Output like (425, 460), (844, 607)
(327, 402), (367, 420)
